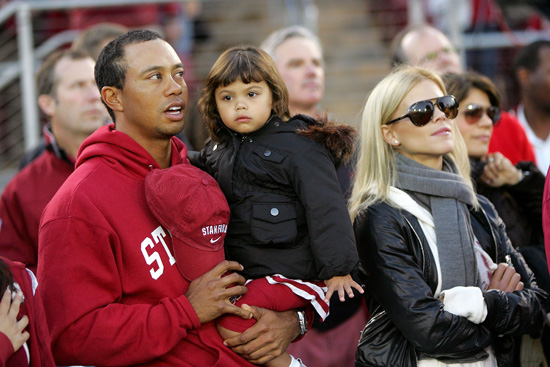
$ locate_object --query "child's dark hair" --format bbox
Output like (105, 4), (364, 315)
(198, 45), (290, 141)
(0, 258), (14, 295)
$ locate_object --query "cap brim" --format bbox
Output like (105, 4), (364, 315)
(172, 236), (225, 281)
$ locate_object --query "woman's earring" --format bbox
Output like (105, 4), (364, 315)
(394, 140), (399, 145)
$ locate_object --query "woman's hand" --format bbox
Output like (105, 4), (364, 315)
(0, 289), (29, 353)
(324, 274), (364, 302)
(481, 152), (522, 187)
(488, 263), (524, 292)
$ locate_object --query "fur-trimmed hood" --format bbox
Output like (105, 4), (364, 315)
(292, 114), (357, 167)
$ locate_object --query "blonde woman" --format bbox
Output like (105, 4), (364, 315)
(350, 66), (548, 367)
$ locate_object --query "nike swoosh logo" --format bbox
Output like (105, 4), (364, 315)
(210, 236), (221, 244)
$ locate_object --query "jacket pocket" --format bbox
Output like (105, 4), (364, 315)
(251, 202), (297, 246)
(253, 145), (286, 163)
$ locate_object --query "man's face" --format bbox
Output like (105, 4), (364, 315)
(115, 39), (188, 142)
(402, 28), (462, 74)
(49, 57), (106, 137)
(523, 47), (550, 111)
(273, 37), (325, 115)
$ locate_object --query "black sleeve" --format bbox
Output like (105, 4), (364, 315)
(508, 161), (545, 228)
(480, 197), (549, 337)
(187, 148), (207, 170)
(291, 140), (359, 280)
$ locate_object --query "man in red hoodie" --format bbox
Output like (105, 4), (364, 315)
(38, 29), (303, 366)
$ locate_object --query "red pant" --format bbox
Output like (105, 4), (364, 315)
(217, 277), (310, 332)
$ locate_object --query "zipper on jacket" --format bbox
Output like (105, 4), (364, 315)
(358, 307), (384, 345)
(401, 217), (426, 367)
(403, 216), (427, 277)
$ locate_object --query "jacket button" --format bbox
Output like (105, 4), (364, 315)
(264, 150), (272, 157)
(270, 208), (279, 216)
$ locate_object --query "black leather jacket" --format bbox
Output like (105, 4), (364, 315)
(354, 194), (548, 366)
(190, 114), (359, 281)
(471, 159), (545, 248)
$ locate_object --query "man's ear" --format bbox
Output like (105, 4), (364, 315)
(381, 124), (400, 147)
(101, 86), (123, 113)
(37, 94), (55, 117)
(516, 68), (530, 89)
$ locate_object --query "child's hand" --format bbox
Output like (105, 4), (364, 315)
(0, 289), (29, 353)
(324, 274), (364, 303)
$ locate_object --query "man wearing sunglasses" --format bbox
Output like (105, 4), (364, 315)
(390, 23), (536, 166)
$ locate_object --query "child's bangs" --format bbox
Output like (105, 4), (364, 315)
(217, 54), (266, 87)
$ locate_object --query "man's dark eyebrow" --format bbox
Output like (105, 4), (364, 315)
(139, 65), (162, 75)
(139, 63), (185, 75)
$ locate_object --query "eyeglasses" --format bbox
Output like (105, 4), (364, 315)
(420, 47), (457, 63)
(386, 95), (459, 127)
(463, 104), (501, 125)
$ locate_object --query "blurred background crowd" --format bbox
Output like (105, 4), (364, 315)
(0, 0), (549, 190)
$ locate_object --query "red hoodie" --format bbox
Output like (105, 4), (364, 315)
(38, 124), (254, 367)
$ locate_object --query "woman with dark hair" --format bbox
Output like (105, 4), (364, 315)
(444, 71), (550, 362)
(444, 71), (549, 291)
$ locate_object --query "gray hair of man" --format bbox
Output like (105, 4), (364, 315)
(260, 25), (323, 62)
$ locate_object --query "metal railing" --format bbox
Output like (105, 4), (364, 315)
(0, 0), (319, 171)
(407, 1), (550, 67)
(2, 0), (190, 152)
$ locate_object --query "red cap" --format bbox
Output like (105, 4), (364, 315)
(145, 163), (229, 281)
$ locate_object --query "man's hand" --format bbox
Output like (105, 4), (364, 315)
(186, 260), (252, 324)
(0, 290), (29, 353)
(223, 304), (299, 365)
(489, 263), (524, 292)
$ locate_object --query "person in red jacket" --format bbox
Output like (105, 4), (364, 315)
(38, 29), (304, 367)
(0, 257), (55, 367)
(0, 49), (107, 274)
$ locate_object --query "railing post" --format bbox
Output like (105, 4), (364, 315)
(408, 0), (425, 25)
(16, 3), (39, 151)
(446, 2), (466, 71)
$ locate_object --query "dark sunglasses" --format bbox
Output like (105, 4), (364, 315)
(463, 104), (501, 125)
(386, 95), (459, 127)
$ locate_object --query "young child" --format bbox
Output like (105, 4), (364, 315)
(189, 45), (362, 367)
(0, 257), (55, 367)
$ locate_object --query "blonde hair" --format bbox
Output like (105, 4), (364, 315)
(349, 66), (476, 220)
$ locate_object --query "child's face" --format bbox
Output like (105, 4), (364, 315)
(215, 79), (273, 135)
